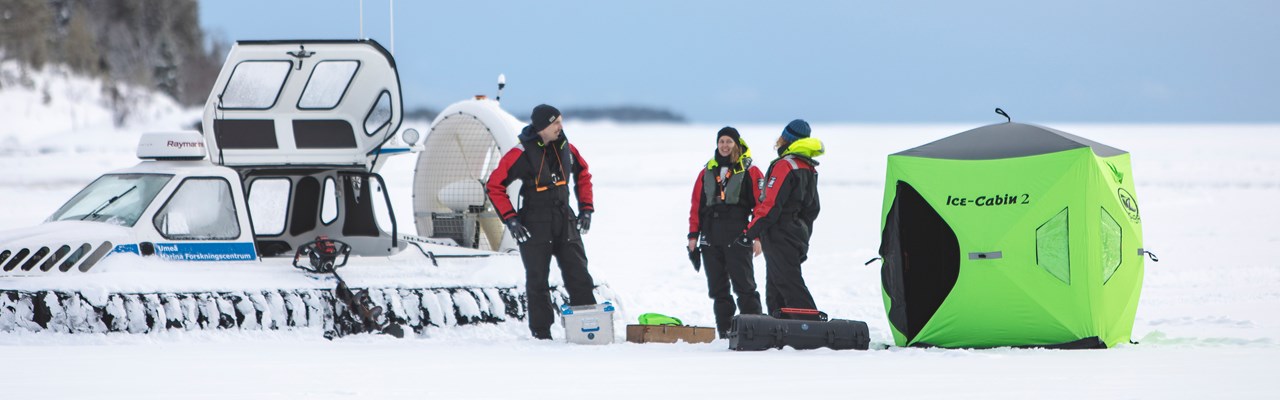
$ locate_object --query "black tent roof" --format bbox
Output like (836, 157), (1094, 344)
(895, 122), (1127, 160)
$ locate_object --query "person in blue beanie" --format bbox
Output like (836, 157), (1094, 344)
(737, 119), (825, 316)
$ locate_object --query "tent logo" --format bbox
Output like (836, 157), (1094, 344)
(1117, 188), (1140, 222)
(946, 194), (1030, 207)
(1107, 162), (1125, 184)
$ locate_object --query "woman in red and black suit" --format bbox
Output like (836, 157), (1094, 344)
(738, 119), (824, 317)
(688, 127), (764, 338)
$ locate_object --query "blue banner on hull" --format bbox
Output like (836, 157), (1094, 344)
(113, 242), (257, 261)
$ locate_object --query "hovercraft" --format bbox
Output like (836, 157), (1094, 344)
(0, 40), (617, 337)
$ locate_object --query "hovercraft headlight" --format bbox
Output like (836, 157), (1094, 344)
(401, 128), (420, 146)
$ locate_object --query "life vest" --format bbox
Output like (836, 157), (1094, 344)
(759, 138), (824, 204)
(759, 155), (819, 206)
(518, 138), (575, 208)
(702, 162), (751, 207)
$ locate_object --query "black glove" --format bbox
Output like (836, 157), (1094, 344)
(505, 218), (531, 244)
(733, 234), (753, 248)
(688, 245), (702, 272)
(576, 210), (592, 235)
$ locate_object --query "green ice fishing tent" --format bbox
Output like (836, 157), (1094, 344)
(877, 118), (1147, 348)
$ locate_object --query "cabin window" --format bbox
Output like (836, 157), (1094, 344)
(293, 120), (357, 149)
(321, 177), (339, 225)
(248, 178), (291, 236)
(154, 178), (241, 240)
(289, 177), (321, 236)
(364, 91), (392, 136)
(220, 61), (291, 109)
(298, 60), (360, 110)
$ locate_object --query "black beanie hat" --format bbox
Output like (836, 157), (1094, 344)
(717, 126), (741, 143)
(530, 104), (561, 132)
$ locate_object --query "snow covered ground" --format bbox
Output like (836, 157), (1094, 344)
(1, 74), (1278, 397)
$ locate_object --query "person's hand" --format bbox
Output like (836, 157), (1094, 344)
(576, 210), (592, 235)
(733, 234), (752, 248)
(752, 239), (762, 258)
(688, 243), (702, 272)
(687, 238), (698, 252)
(505, 218), (531, 244)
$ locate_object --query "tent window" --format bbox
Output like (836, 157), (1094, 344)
(1101, 208), (1123, 284)
(1035, 208), (1071, 284)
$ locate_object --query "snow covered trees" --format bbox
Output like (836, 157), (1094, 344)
(0, 0), (223, 106)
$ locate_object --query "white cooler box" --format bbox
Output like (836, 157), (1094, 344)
(560, 302), (615, 345)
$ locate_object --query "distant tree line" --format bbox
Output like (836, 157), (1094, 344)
(561, 106), (686, 123)
(403, 107), (439, 121)
(0, 0), (224, 107)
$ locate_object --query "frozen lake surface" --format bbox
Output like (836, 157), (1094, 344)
(2, 116), (1277, 398)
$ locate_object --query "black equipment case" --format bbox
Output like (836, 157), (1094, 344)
(728, 314), (870, 351)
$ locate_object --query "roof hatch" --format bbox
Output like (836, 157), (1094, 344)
(201, 40), (403, 169)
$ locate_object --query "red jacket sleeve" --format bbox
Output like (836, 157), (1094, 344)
(745, 160), (796, 238)
(688, 169), (705, 239)
(747, 165), (764, 212)
(569, 144), (594, 213)
(485, 147), (524, 221)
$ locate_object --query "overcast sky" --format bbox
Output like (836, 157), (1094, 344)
(199, 0), (1279, 123)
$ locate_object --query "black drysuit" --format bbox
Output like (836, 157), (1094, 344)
(688, 156), (764, 337)
(744, 153), (821, 316)
(485, 126), (596, 338)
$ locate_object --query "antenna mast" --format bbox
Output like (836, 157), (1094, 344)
(389, 0), (395, 54)
(497, 74), (506, 102)
(358, 0), (364, 38)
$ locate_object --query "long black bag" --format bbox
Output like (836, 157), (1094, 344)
(728, 314), (870, 351)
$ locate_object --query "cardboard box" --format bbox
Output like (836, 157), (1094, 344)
(626, 324), (716, 344)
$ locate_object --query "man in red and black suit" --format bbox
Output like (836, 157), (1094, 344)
(486, 104), (597, 340)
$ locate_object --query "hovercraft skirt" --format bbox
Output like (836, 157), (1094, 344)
(0, 285), (614, 337)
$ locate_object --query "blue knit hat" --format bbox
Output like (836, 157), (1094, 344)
(781, 119), (810, 142)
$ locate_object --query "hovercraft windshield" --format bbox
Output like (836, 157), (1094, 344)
(47, 174), (173, 227)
